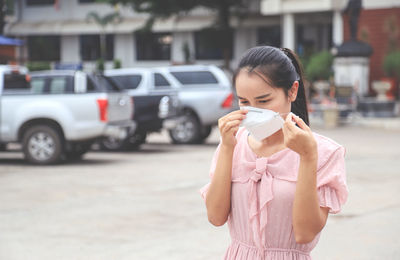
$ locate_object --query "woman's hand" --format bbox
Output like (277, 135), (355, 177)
(218, 109), (248, 148)
(282, 113), (317, 160)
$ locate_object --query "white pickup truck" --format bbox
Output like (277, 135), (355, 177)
(0, 65), (135, 164)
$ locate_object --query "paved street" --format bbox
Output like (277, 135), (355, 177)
(0, 124), (399, 260)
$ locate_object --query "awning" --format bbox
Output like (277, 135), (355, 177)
(6, 16), (214, 36)
(0, 35), (24, 46)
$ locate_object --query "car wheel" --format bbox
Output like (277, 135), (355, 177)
(22, 125), (63, 165)
(169, 113), (200, 144)
(65, 142), (91, 161)
(200, 125), (212, 140)
(100, 136), (128, 151)
(126, 132), (147, 150)
(0, 143), (7, 151)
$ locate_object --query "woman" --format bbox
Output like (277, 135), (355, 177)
(200, 46), (348, 259)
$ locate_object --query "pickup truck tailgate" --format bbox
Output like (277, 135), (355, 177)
(106, 92), (132, 123)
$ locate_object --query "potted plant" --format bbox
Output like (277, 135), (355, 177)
(305, 50), (338, 127)
(381, 15), (400, 100)
(382, 50), (400, 100)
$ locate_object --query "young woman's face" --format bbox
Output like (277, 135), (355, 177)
(235, 69), (296, 116)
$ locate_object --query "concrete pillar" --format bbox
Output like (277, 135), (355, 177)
(114, 34), (135, 68)
(171, 31), (194, 64)
(282, 13), (295, 50)
(333, 10), (343, 46)
(61, 35), (80, 63)
(232, 27), (257, 67)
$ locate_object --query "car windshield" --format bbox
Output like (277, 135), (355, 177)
(170, 71), (218, 86)
(93, 75), (122, 92)
(109, 75), (142, 90)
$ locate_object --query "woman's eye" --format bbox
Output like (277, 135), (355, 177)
(259, 100), (270, 103)
(240, 100), (249, 104)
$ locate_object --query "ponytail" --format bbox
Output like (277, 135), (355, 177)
(280, 48), (310, 126)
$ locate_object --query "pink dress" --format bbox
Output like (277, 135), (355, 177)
(200, 127), (348, 260)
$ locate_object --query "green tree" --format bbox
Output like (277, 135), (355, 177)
(86, 11), (122, 61)
(99, 0), (250, 70)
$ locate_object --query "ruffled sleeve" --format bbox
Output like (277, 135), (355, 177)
(199, 143), (221, 200)
(316, 144), (348, 214)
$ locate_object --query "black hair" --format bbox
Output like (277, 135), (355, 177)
(233, 46), (309, 126)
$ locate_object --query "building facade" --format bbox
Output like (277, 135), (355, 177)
(4, 0), (400, 86)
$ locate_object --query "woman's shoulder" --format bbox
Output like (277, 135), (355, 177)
(312, 132), (345, 168)
(312, 132), (343, 151)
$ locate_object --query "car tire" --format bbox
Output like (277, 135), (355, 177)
(0, 143), (7, 151)
(126, 132), (147, 150)
(169, 113), (201, 144)
(65, 142), (91, 161)
(100, 136), (129, 151)
(22, 125), (64, 165)
(200, 125), (212, 140)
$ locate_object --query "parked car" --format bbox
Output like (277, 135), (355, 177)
(104, 68), (182, 150)
(152, 65), (237, 144)
(0, 66), (135, 164)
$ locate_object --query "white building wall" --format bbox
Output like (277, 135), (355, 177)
(61, 35), (80, 63)
(114, 34), (135, 67)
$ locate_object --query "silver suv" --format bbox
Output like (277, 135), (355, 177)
(153, 65), (237, 144)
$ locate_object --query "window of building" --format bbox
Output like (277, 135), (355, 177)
(136, 32), (172, 61)
(170, 71), (218, 86)
(296, 23), (332, 57)
(5, 0), (14, 15)
(28, 36), (60, 61)
(194, 29), (233, 60)
(80, 34), (114, 61)
(257, 26), (281, 47)
(154, 73), (171, 88)
(79, 0), (96, 3)
(26, 0), (55, 6)
(109, 75), (142, 90)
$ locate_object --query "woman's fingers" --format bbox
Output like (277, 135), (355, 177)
(222, 120), (242, 133)
(284, 113), (297, 133)
(291, 114), (310, 131)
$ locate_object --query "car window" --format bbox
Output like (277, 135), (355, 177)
(91, 75), (121, 92)
(49, 77), (73, 94)
(170, 71), (218, 85)
(3, 72), (31, 94)
(30, 78), (46, 94)
(86, 77), (96, 92)
(154, 73), (171, 88)
(109, 75), (142, 90)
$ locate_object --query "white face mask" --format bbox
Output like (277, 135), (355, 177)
(240, 106), (285, 141)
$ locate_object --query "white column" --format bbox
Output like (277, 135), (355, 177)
(233, 27), (257, 67)
(282, 13), (295, 50)
(61, 35), (80, 63)
(333, 10), (343, 46)
(114, 33), (135, 68)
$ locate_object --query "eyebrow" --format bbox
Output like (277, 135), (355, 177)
(237, 93), (271, 100)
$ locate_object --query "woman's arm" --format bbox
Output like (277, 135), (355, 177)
(282, 114), (329, 244)
(205, 145), (235, 226)
(292, 153), (329, 244)
(205, 109), (247, 226)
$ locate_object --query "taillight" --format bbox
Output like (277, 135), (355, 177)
(97, 98), (108, 122)
(221, 93), (233, 108)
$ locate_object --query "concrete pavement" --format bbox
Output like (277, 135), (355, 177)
(0, 123), (399, 259)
